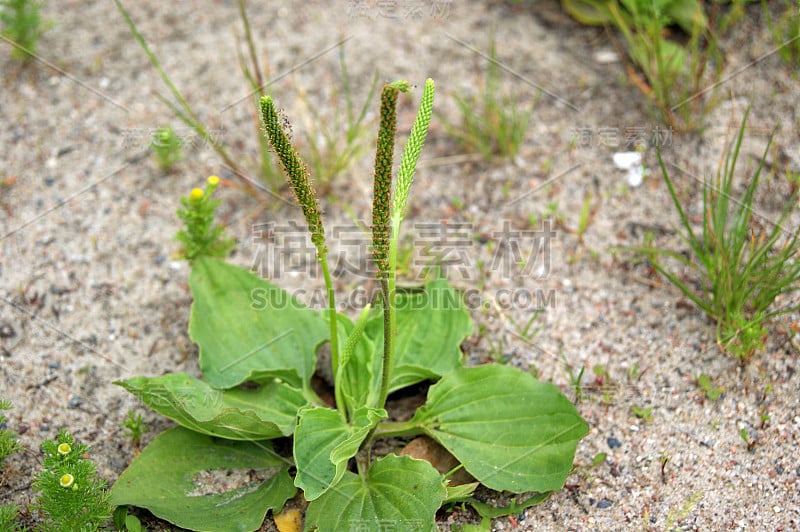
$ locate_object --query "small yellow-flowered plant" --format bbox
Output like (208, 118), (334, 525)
(175, 176), (235, 261)
(32, 430), (112, 530)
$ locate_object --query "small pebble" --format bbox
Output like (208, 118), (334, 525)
(594, 49), (619, 64)
(607, 436), (622, 449)
(68, 396), (82, 409)
(0, 323), (15, 338)
(597, 500), (612, 509)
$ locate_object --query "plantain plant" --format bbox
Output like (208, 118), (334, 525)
(109, 79), (588, 531)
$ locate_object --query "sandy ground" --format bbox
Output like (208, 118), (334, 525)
(1, 0), (799, 530)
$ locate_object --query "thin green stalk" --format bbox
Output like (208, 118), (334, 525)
(238, 0), (265, 91)
(319, 257), (340, 410)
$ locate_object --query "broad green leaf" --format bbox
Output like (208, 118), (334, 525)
(411, 365), (589, 493)
(293, 406), (386, 501)
(366, 280), (472, 392)
(115, 373), (306, 440)
(304, 454), (446, 532)
(110, 427), (295, 532)
(189, 257), (329, 389)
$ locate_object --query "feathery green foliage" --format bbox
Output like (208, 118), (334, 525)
(32, 430), (112, 531)
(0, 399), (22, 467)
(0, 503), (23, 532)
(175, 175), (235, 262)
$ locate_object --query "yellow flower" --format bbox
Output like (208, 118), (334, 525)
(207, 175), (220, 186)
(189, 188), (204, 202)
(57, 443), (71, 456)
(60, 474), (75, 488)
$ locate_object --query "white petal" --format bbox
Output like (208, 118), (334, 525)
(612, 151), (642, 170)
(627, 166), (645, 187)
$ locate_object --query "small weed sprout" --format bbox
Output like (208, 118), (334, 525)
(121, 410), (147, 449)
(150, 126), (183, 171)
(175, 175), (235, 262)
(0, 0), (47, 61)
(638, 110), (800, 359)
(630, 405), (653, 421)
(696, 373), (723, 400)
(439, 39), (538, 161)
(739, 427), (757, 452)
(32, 430), (113, 531)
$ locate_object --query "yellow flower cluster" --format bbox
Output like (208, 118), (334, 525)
(189, 176), (220, 203)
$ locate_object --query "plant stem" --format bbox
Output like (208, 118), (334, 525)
(320, 255), (341, 414)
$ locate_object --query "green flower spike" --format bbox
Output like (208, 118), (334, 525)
(260, 97), (327, 255)
(372, 81), (411, 279)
